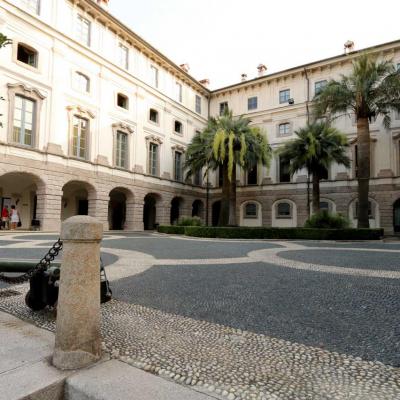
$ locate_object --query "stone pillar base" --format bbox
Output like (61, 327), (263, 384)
(53, 347), (100, 370)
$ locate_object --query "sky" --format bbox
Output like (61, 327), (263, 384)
(109, 0), (400, 90)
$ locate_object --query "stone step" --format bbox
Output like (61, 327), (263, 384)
(65, 360), (218, 400)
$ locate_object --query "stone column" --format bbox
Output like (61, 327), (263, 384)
(36, 189), (62, 232)
(88, 194), (109, 231)
(53, 215), (102, 370)
(126, 200), (144, 231)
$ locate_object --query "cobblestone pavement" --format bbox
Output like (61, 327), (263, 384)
(0, 232), (399, 399)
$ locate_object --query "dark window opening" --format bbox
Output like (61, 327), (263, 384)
(117, 94), (128, 109)
(17, 44), (38, 67)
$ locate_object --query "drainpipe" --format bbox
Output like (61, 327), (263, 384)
(205, 95), (211, 226)
(304, 68), (311, 217)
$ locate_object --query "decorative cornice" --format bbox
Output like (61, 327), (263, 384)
(145, 134), (163, 145)
(112, 122), (134, 134)
(66, 105), (95, 119)
(171, 144), (186, 153)
(7, 83), (46, 100)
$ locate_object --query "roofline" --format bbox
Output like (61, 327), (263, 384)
(82, 0), (211, 95)
(211, 38), (400, 94)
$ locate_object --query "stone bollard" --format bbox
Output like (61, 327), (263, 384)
(53, 215), (103, 370)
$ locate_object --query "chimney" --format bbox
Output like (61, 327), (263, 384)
(180, 63), (190, 73)
(95, 0), (109, 9)
(241, 73), (248, 82)
(257, 64), (267, 77)
(344, 40), (355, 54)
(199, 79), (210, 88)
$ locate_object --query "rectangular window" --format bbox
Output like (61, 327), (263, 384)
(245, 203), (257, 218)
(247, 164), (258, 185)
(279, 156), (291, 182)
(195, 95), (202, 114)
(278, 123), (291, 136)
(219, 101), (228, 115)
(176, 82), (182, 102)
(397, 63), (400, 72)
(17, 44), (38, 68)
(72, 116), (88, 159)
(73, 72), (90, 93)
(22, 0), (40, 14)
(174, 120), (183, 134)
(76, 15), (91, 46)
(118, 43), (129, 70)
(194, 169), (202, 186)
(13, 95), (35, 146)
(174, 151), (183, 182)
(354, 144), (358, 178)
(248, 96), (258, 111)
(314, 80), (327, 95)
(149, 143), (158, 176)
(150, 66), (158, 88)
(279, 89), (290, 104)
(116, 131), (128, 168)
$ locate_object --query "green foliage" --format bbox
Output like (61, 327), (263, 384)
(278, 121), (350, 178)
(304, 210), (350, 229)
(313, 53), (400, 129)
(0, 33), (12, 49)
(181, 226), (383, 240)
(158, 225), (185, 234)
(177, 216), (203, 226)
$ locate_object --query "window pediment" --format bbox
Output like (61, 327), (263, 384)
(7, 83), (45, 100)
(112, 122), (134, 134)
(66, 105), (95, 119)
(145, 134), (163, 145)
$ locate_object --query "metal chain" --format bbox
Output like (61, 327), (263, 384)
(0, 239), (63, 284)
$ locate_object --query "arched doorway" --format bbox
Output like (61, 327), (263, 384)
(0, 172), (43, 230)
(170, 197), (183, 225)
(143, 193), (159, 230)
(212, 200), (221, 226)
(61, 181), (95, 220)
(192, 200), (204, 219)
(109, 190), (126, 230)
(393, 199), (400, 233)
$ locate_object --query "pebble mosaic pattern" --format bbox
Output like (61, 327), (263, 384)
(0, 232), (399, 399)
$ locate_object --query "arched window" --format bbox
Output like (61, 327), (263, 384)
(17, 43), (38, 68)
(245, 202), (258, 218)
(73, 72), (90, 93)
(277, 202), (292, 218)
(355, 201), (374, 219)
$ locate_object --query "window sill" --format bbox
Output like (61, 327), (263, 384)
(14, 60), (40, 74)
(276, 216), (292, 219)
(244, 215), (258, 219)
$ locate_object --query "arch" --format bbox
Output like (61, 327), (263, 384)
(108, 187), (134, 230)
(170, 196), (184, 225)
(143, 193), (161, 230)
(272, 199), (297, 227)
(0, 171), (45, 230)
(192, 199), (205, 220)
(61, 180), (96, 220)
(317, 198), (336, 214)
(348, 197), (380, 228)
(211, 200), (221, 227)
(393, 198), (400, 233)
(240, 200), (262, 227)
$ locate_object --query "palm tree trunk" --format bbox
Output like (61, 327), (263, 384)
(312, 173), (320, 213)
(356, 117), (370, 228)
(228, 166), (237, 226)
(220, 162), (230, 226)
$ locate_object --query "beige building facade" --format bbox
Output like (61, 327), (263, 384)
(1, 0), (400, 233)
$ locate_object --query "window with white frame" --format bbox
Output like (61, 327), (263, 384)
(278, 122), (291, 136)
(279, 89), (290, 104)
(174, 151), (183, 182)
(195, 95), (201, 114)
(174, 120), (183, 134)
(73, 72), (90, 93)
(245, 202), (257, 218)
(115, 131), (128, 168)
(149, 142), (158, 176)
(17, 43), (38, 68)
(175, 82), (183, 102)
(219, 101), (228, 115)
(22, 0), (40, 14)
(150, 66), (158, 88)
(248, 96), (258, 111)
(149, 108), (159, 123)
(72, 116), (88, 159)
(118, 43), (129, 70)
(314, 80), (327, 95)
(355, 201), (374, 219)
(320, 201), (330, 212)
(76, 15), (91, 46)
(277, 202), (291, 218)
(13, 95), (35, 146)
(279, 156), (291, 182)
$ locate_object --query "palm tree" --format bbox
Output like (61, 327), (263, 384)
(314, 53), (400, 227)
(0, 33), (12, 48)
(278, 122), (350, 213)
(185, 109), (271, 226)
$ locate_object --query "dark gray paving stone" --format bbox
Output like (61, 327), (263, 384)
(279, 249), (400, 271)
(102, 238), (282, 259)
(0, 240), (17, 246)
(15, 235), (59, 241)
(112, 262), (400, 366)
(294, 241), (400, 250)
